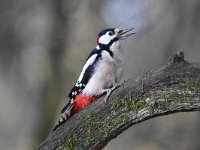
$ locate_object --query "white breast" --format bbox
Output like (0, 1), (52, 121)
(82, 47), (124, 96)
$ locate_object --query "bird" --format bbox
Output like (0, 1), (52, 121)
(53, 28), (135, 130)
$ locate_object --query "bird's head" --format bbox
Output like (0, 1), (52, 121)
(96, 28), (135, 51)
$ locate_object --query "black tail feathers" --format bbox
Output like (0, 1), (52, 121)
(52, 104), (74, 131)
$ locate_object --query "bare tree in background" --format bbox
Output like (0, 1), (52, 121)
(0, 0), (67, 149)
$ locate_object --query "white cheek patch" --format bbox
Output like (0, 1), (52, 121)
(98, 32), (115, 45)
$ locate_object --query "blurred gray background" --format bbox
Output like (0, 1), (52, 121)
(0, 0), (200, 150)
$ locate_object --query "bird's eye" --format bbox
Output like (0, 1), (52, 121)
(108, 31), (114, 36)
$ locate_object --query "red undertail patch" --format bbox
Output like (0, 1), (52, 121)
(72, 95), (98, 114)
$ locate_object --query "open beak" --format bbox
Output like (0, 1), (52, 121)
(118, 28), (135, 40)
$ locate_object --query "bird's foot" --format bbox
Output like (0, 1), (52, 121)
(104, 84), (121, 103)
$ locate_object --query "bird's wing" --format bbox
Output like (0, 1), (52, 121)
(69, 52), (102, 99)
(61, 50), (102, 113)
(56, 49), (104, 130)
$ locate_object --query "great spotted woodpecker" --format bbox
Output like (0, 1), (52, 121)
(53, 28), (134, 130)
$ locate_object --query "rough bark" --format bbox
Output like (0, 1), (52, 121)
(37, 51), (200, 150)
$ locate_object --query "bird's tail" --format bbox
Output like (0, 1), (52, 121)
(53, 102), (74, 131)
(53, 95), (98, 131)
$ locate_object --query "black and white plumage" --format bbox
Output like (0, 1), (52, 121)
(69, 28), (134, 100)
(54, 28), (134, 130)
(68, 49), (101, 100)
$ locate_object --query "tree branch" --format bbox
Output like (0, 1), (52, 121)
(37, 51), (200, 150)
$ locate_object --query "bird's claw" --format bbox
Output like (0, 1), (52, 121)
(104, 84), (121, 103)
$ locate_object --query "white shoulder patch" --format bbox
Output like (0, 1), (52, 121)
(77, 54), (98, 82)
